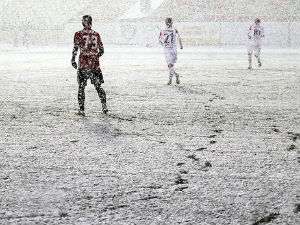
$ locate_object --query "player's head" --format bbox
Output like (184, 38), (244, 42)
(165, 18), (173, 27)
(82, 15), (92, 27)
(255, 18), (261, 24)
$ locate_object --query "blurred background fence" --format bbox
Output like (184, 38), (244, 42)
(1, 0), (299, 47)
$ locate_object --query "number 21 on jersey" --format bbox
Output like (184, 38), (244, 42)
(164, 32), (174, 44)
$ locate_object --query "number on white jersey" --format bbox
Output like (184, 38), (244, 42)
(254, 29), (261, 37)
(164, 32), (174, 44)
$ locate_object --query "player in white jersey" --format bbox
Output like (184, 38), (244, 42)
(159, 18), (183, 85)
(247, 18), (265, 69)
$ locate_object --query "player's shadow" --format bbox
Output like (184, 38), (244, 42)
(79, 115), (122, 138)
(173, 85), (206, 95)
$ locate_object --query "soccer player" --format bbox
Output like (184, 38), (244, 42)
(159, 18), (183, 85)
(247, 18), (265, 69)
(71, 15), (108, 116)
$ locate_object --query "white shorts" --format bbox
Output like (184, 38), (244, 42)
(164, 49), (177, 65)
(248, 40), (262, 55)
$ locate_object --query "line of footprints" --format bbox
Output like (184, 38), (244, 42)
(174, 128), (223, 192)
(174, 92), (224, 191)
(174, 127), (300, 191)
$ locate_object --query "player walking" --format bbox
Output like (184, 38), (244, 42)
(247, 18), (264, 69)
(71, 15), (108, 116)
(159, 18), (183, 85)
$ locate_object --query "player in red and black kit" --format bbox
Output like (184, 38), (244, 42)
(71, 15), (108, 116)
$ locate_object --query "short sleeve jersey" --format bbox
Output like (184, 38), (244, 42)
(159, 28), (179, 50)
(74, 27), (103, 70)
(248, 24), (264, 41)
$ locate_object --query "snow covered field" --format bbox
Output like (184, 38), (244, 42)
(1, 46), (300, 224)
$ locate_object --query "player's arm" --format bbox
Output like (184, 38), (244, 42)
(261, 27), (265, 38)
(71, 44), (79, 69)
(158, 31), (163, 46)
(71, 32), (80, 69)
(176, 29), (183, 49)
(97, 34), (104, 57)
(248, 26), (252, 39)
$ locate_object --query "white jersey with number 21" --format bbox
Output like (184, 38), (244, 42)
(159, 27), (183, 65)
(159, 28), (182, 50)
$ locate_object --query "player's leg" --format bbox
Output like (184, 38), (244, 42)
(95, 85), (108, 114)
(168, 64), (174, 85)
(92, 68), (108, 114)
(175, 72), (180, 84)
(76, 70), (88, 116)
(166, 50), (179, 85)
(165, 51), (174, 84)
(169, 65), (180, 84)
(248, 53), (252, 69)
(171, 51), (180, 84)
(247, 43), (253, 69)
(254, 43), (262, 67)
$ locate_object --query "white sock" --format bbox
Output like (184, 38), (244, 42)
(255, 55), (261, 63)
(248, 54), (252, 67)
(169, 67), (175, 80)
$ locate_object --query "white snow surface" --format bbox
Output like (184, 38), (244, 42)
(0, 46), (300, 224)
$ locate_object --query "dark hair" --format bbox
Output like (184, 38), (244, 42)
(82, 15), (92, 27)
(165, 18), (173, 26)
(255, 18), (261, 24)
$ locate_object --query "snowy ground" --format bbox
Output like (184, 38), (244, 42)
(1, 46), (300, 225)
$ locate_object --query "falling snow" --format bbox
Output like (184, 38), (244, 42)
(1, 1), (300, 224)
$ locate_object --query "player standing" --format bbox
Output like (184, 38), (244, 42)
(247, 18), (265, 69)
(71, 15), (108, 116)
(159, 18), (183, 85)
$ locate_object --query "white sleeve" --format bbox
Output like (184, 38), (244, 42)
(158, 31), (163, 46)
(176, 29), (183, 49)
(261, 26), (265, 38)
(248, 25), (252, 39)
